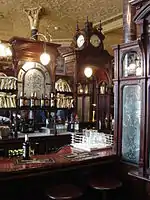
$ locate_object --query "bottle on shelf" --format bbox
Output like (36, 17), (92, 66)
(68, 114), (74, 132)
(50, 93), (55, 107)
(46, 111), (49, 128)
(74, 114), (79, 132)
(40, 94), (44, 108)
(44, 94), (50, 107)
(24, 93), (29, 107)
(30, 92), (35, 108)
(19, 92), (24, 107)
(34, 92), (38, 107)
(98, 119), (102, 130)
(22, 133), (31, 160)
(65, 118), (68, 132)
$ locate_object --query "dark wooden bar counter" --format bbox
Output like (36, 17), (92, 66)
(0, 146), (116, 181)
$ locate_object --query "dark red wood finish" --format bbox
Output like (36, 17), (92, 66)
(0, 146), (116, 181)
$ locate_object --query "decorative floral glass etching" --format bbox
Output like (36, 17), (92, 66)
(122, 85), (141, 164)
(18, 62), (51, 99)
(122, 51), (142, 77)
(24, 69), (44, 99)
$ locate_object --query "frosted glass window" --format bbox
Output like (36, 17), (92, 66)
(122, 85), (141, 164)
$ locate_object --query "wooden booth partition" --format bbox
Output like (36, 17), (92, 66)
(113, 1), (150, 199)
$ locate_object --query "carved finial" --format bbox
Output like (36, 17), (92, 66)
(76, 20), (80, 32)
(24, 6), (42, 30)
(98, 20), (102, 31)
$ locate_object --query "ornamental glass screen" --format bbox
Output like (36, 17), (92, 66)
(121, 85), (141, 164)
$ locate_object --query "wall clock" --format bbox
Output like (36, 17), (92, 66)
(90, 34), (101, 47)
(77, 34), (85, 48)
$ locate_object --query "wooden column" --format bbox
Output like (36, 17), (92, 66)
(24, 6), (42, 39)
(123, 0), (137, 43)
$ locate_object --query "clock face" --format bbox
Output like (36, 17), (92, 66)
(90, 34), (101, 47)
(77, 34), (85, 48)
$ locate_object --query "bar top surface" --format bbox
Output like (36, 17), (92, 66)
(0, 146), (116, 180)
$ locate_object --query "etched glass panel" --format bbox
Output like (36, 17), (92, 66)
(24, 69), (44, 99)
(84, 96), (90, 122)
(122, 51), (142, 77)
(122, 85), (141, 164)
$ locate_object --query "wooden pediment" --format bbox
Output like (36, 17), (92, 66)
(134, 1), (150, 23)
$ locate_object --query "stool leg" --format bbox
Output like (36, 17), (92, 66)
(102, 191), (107, 200)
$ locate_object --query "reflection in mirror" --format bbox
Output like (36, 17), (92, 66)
(122, 85), (141, 164)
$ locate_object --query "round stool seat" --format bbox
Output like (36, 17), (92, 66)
(47, 184), (83, 200)
(89, 177), (122, 190)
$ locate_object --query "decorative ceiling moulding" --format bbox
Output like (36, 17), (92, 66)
(51, 13), (123, 45)
(94, 13), (123, 33)
(51, 39), (72, 46)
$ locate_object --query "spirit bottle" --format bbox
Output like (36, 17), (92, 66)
(22, 134), (31, 160)
(34, 92), (38, 107)
(24, 93), (29, 107)
(74, 114), (79, 132)
(19, 92), (24, 107)
(68, 114), (74, 132)
(40, 94), (44, 108)
(65, 118), (68, 132)
(44, 94), (50, 107)
(30, 92), (34, 108)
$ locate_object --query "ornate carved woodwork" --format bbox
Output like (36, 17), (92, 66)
(73, 20), (114, 130)
(113, 1), (150, 174)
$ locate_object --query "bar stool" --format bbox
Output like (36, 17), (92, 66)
(88, 175), (122, 200)
(46, 183), (83, 200)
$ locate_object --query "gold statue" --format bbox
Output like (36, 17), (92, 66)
(24, 6), (42, 30)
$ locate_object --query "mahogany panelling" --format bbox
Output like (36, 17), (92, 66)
(64, 54), (76, 76)
(9, 37), (60, 63)
(113, 81), (119, 154)
(146, 79), (150, 169)
(113, 44), (120, 80)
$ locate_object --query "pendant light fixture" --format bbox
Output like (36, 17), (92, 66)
(31, 33), (51, 66)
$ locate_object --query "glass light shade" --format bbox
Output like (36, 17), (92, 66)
(40, 52), (50, 66)
(0, 43), (12, 57)
(5, 47), (12, 56)
(0, 43), (5, 57)
(84, 67), (93, 78)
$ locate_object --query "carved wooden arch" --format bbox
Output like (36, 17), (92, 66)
(133, 1), (150, 22)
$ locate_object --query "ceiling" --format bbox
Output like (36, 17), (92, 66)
(0, 0), (123, 54)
